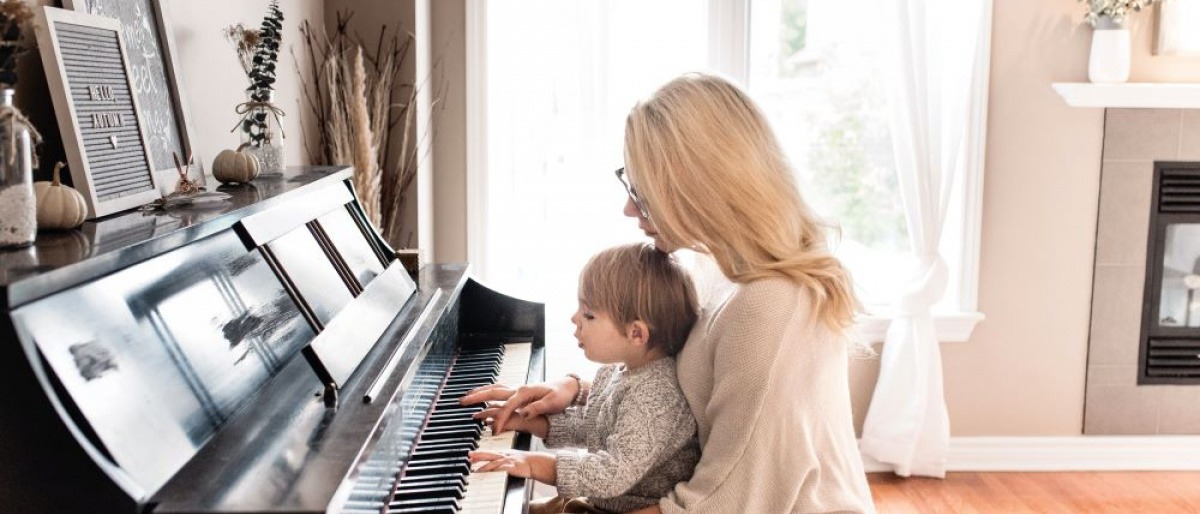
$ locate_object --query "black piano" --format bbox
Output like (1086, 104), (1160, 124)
(0, 166), (544, 514)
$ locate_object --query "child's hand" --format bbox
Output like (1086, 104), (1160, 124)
(468, 450), (557, 484)
(494, 413), (550, 438)
(469, 449), (533, 477)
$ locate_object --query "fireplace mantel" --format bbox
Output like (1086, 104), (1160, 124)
(1053, 83), (1200, 109)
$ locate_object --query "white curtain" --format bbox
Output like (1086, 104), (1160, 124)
(859, 0), (992, 478)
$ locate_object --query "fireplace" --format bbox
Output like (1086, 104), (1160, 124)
(1140, 162), (1200, 384)
(1084, 108), (1200, 435)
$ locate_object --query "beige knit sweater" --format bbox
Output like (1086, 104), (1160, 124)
(660, 277), (876, 514)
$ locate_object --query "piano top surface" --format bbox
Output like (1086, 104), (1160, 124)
(0, 166), (352, 310)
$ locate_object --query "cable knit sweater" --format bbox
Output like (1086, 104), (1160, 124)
(661, 277), (876, 514)
(545, 358), (700, 513)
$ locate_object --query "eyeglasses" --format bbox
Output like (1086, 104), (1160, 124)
(615, 167), (651, 219)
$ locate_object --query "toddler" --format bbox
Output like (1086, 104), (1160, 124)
(469, 243), (701, 514)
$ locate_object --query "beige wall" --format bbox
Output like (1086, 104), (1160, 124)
(430, 0), (468, 264)
(851, 0), (1200, 437)
(931, 0), (1102, 436)
(164, 0), (323, 174)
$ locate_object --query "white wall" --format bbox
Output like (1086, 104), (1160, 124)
(15, 0), (323, 186)
(166, 0), (323, 173)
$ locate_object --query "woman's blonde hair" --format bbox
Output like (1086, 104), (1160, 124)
(579, 243), (699, 356)
(623, 72), (861, 332)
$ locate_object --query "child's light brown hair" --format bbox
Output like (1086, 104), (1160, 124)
(578, 243), (699, 356)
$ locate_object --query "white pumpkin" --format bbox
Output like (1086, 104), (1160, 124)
(212, 144), (261, 184)
(34, 162), (87, 230)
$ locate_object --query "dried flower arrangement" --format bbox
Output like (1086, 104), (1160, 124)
(0, 0), (34, 88)
(0, 0), (39, 161)
(224, 1), (285, 148)
(223, 23), (261, 80)
(1079, 0), (1162, 26)
(296, 12), (443, 247)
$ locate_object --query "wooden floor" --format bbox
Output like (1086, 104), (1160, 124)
(869, 472), (1200, 513)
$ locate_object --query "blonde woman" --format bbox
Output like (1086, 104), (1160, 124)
(463, 72), (876, 513)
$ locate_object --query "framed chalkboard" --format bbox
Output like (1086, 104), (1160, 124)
(63, 0), (203, 187)
(35, 7), (162, 219)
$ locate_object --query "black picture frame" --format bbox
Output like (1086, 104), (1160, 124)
(64, 0), (203, 186)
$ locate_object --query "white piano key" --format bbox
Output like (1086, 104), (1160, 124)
(458, 342), (531, 514)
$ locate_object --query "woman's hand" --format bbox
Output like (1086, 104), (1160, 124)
(468, 450), (557, 484)
(459, 376), (581, 432)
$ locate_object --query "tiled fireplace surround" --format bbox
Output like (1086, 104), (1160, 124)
(1085, 108), (1200, 434)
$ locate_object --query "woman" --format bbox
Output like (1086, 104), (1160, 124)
(463, 72), (875, 513)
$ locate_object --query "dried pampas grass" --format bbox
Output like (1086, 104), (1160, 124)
(348, 48), (380, 225)
(297, 12), (438, 247)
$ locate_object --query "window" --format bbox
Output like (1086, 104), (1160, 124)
(747, 0), (911, 309)
(475, 1), (709, 377)
(470, 0), (986, 363)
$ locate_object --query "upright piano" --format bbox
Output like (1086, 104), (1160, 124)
(0, 166), (544, 513)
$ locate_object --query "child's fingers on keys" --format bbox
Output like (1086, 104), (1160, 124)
(460, 384), (514, 405)
(468, 450), (504, 462)
(472, 458), (512, 473)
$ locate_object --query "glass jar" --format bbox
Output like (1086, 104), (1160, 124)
(0, 88), (35, 249)
(239, 90), (284, 177)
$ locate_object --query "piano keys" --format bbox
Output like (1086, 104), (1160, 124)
(0, 166), (545, 514)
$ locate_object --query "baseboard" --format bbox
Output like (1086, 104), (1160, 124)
(861, 436), (1200, 472)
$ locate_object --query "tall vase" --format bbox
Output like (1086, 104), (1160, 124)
(1088, 15), (1130, 84)
(240, 90), (284, 177)
(0, 89), (36, 249)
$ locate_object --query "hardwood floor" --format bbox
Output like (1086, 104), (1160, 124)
(868, 472), (1200, 513)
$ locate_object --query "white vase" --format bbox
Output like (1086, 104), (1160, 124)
(1088, 16), (1130, 84)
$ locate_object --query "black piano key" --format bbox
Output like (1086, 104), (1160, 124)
(393, 485), (464, 500)
(386, 502), (458, 514)
(424, 410), (475, 422)
(411, 447), (470, 460)
(453, 354), (500, 362)
(448, 369), (498, 377)
(413, 440), (477, 452)
(402, 461), (471, 477)
(451, 361), (498, 367)
(439, 384), (487, 394)
(425, 417), (482, 428)
(444, 377), (494, 384)
(408, 458), (470, 471)
(389, 495), (461, 509)
(411, 446), (474, 457)
(429, 406), (475, 414)
(435, 400), (473, 409)
(451, 359), (500, 368)
(459, 347), (503, 356)
(449, 364), (499, 372)
(420, 427), (481, 440)
(415, 435), (477, 445)
(386, 499), (460, 511)
(396, 478), (466, 490)
(397, 473), (467, 487)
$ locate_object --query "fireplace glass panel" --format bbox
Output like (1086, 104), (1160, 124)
(1158, 223), (1200, 327)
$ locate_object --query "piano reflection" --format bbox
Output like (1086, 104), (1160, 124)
(0, 166), (544, 514)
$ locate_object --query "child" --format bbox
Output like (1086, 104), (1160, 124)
(468, 243), (701, 514)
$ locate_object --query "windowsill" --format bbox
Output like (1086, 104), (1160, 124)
(856, 311), (985, 344)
